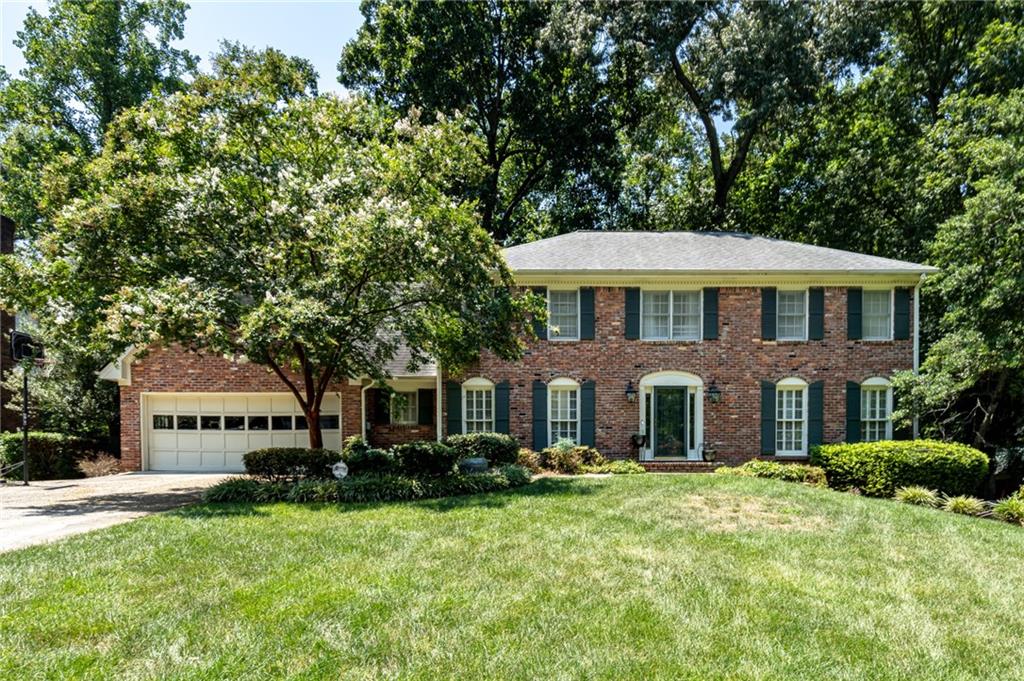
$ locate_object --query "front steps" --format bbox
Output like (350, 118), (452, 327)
(640, 460), (722, 473)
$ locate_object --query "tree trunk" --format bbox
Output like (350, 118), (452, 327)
(306, 406), (323, 449)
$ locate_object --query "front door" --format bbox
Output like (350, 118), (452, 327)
(653, 386), (688, 458)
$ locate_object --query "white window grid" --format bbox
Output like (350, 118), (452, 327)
(548, 290), (579, 340)
(777, 290), (807, 341)
(549, 387), (579, 443)
(776, 387), (807, 454)
(641, 290), (701, 340)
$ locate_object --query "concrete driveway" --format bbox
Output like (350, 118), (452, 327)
(0, 472), (229, 553)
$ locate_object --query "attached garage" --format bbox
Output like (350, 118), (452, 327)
(143, 393), (342, 472)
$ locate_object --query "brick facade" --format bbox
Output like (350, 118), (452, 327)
(446, 286), (914, 464)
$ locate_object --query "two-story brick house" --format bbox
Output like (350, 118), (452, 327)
(102, 231), (935, 471)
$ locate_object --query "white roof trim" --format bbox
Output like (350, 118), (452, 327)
(97, 346), (137, 386)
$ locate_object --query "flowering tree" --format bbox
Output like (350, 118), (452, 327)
(29, 47), (536, 448)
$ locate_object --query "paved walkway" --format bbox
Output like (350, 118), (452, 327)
(0, 472), (229, 553)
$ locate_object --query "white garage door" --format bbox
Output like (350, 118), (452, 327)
(145, 393), (342, 472)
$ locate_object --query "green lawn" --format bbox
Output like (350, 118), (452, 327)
(2, 475), (1023, 680)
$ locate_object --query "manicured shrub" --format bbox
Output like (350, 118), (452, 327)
(443, 432), (519, 465)
(391, 441), (461, 477)
(992, 495), (1024, 525)
(540, 440), (584, 474)
(243, 447), (340, 482)
(810, 440), (988, 498)
(341, 436), (394, 476)
(516, 447), (542, 473)
(0, 432), (97, 480)
(573, 446), (606, 466)
(713, 460), (827, 487)
(77, 454), (121, 478)
(893, 485), (941, 508)
(498, 464), (533, 486)
(203, 477), (290, 503)
(581, 460), (647, 475)
(941, 495), (988, 517)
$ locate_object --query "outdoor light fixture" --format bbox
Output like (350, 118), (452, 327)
(625, 380), (638, 403)
(707, 381), (722, 404)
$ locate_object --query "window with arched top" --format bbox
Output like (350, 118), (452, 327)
(548, 378), (580, 444)
(860, 377), (892, 441)
(776, 377), (808, 456)
(462, 378), (495, 433)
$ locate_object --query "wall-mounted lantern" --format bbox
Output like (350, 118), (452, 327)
(707, 381), (722, 404)
(625, 380), (638, 403)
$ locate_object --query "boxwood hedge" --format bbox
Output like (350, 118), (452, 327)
(443, 432), (519, 465)
(810, 440), (988, 497)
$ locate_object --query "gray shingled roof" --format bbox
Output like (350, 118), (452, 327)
(503, 231), (937, 275)
(385, 343), (437, 378)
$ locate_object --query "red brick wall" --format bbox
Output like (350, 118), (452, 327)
(119, 346), (363, 470)
(446, 286), (914, 464)
(364, 387), (437, 447)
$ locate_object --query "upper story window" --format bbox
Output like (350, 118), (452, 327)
(389, 391), (418, 425)
(548, 289), (579, 340)
(862, 290), (893, 340)
(777, 290), (807, 341)
(641, 290), (701, 341)
(776, 377), (807, 456)
(463, 378), (494, 433)
(861, 377), (892, 441)
(548, 378), (580, 444)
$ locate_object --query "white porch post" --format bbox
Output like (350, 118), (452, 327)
(913, 274), (925, 439)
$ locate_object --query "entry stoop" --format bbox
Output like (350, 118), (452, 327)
(640, 461), (722, 473)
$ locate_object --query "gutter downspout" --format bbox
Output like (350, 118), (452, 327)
(912, 274), (925, 439)
(435, 367), (443, 442)
(360, 383), (371, 441)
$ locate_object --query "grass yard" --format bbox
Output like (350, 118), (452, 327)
(2, 475), (1023, 680)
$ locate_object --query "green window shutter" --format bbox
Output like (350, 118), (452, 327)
(532, 380), (548, 450)
(494, 381), (510, 434)
(845, 381), (861, 443)
(580, 380), (596, 447)
(761, 288), (777, 341)
(702, 287), (719, 340)
(580, 288), (595, 340)
(809, 287), (825, 340)
(760, 381), (776, 455)
(445, 381), (462, 436)
(894, 287), (911, 340)
(847, 287), (862, 340)
(417, 388), (434, 426)
(808, 380), (824, 448)
(374, 389), (390, 425)
(624, 288), (640, 339)
(531, 286), (547, 339)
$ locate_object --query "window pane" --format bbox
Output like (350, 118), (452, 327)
(775, 387), (806, 453)
(777, 291), (806, 340)
(549, 290), (579, 339)
(465, 388), (493, 432)
(153, 415), (174, 430)
(549, 388), (578, 443)
(224, 416), (245, 431)
(642, 291), (670, 339)
(319, 415), (340, 430)
(200, 415), (222, 430)
(860, 387), (890, 442)
(271, 415), (293, 430)
(391, 391), (418, 424)
(863, 290), (891, 339)
(247, 416), (268, 431)
(672, 291), (701, 340)
(176, 415), (197, 430)
(294, 415), (308, 430)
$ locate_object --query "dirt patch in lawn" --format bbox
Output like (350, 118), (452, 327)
(666, 492), (830, 533)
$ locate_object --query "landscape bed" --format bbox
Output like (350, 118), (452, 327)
(2, 475), (1023, 680)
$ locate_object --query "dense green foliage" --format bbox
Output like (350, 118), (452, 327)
(992, 495), (1024, 525)
(443, 432), (519, 466)
(205, 465), (532, 504)
(0, 431), (97, 480)
(714, 460), (827, 487)
(5, 475), (1024, 679)
(811, 440), (989, 497)
(580, 459), (647, 475)
(242, 447), (341, 482)
(390, 441), (462, 478)
(340, 436), (395, 476)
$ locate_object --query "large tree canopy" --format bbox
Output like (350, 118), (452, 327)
(339, 0), (620, 243)
(12, 47), (536, 448)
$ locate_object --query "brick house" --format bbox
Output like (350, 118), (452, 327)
(101, 231), (936, 471)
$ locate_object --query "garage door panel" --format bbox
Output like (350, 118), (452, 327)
(323, 432), (341, 451)
(222, 395), (248, 412)
(271, 395), (298, 413)
(200, 396), (224, 412)
(150, 395), (177, 412)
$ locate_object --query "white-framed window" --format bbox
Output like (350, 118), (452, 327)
(641, 290), (701, 340)
(463, 377), (495, 433)
(548, 378), (580, 444)
(862, 289), (893, 341)
(548, 289), (579, 340)
(776, 377), (808, 456)
(777, 290), (808, 341)
(389, 391), (418, 425)
(861, 377), (892, 442)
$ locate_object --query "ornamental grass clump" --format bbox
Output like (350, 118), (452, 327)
(991, 495), (1024, 525)
(941, 495), (988, 517)
(893, 486), (941, 508)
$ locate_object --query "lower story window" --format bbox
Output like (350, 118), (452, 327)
(776, 384), (807, 455)
(464, 387), (494, 432)
(549, 386), (579, 443)
(861, 387), (891, 442)
(390, 391), (418, 425)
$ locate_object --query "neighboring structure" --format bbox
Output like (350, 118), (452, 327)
(0, 215), (16, 433)
(102, 231), (936, 471)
